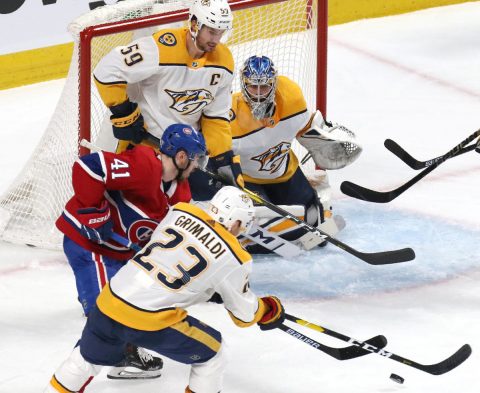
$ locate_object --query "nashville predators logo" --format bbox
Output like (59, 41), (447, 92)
(165, 89), (214, 115)
(251, 141), (291, 174)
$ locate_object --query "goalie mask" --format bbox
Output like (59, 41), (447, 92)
(189, 0), (233, 41)
(208, 186), (255, 236)
(240, 55), (278, 120)
(160, 124), (208, 170)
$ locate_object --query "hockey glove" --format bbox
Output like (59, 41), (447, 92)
(298, 110), (362, 169)
(110, 100), (147, 144)
(211, 150), (245, 189)
(258, 296), (285, 331)
(77, 201), (114, 244)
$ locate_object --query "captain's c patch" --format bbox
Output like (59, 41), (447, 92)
(158, 33), (177, 46)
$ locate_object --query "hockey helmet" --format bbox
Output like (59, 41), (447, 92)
(189, 0), (233, 37)
(160, 124), (208, 168)
(240, 55), (278, 120)
(208, 186), (255, 236)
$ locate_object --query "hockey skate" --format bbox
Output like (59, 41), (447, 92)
(107, 344), (163, 380)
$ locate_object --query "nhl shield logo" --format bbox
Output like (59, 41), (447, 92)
(252, 141), (291, 174)
(165, 89), (214, 115)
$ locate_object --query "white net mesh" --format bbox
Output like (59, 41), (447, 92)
(0, 0), (321, 249)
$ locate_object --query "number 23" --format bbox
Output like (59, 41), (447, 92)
(132, 227), (208, 290)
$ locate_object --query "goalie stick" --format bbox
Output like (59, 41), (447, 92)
(341, 129), (480, 203)
(384, 139), (477, 170)
(285, 314), (472, 375)
(278, 323), (388, 361)
(203, 169), (415, 265)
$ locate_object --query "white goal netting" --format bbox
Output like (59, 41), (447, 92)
(0, 0), (323, 249)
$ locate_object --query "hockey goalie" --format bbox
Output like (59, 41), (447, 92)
(223, 55), (362, 256)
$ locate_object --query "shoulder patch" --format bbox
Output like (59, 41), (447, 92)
(158, 32), (177, 47)
(229, 108), (236, 121)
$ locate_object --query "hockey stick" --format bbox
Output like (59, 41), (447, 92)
(285, 314), (472, 375)
(278, 323), (388, 361)
(341, 129), (480, 203)
(110, 232), (142, 253)
(384, 139), (477, 170)
(203, 169), (415, 265)
(84, 135), (413, 263)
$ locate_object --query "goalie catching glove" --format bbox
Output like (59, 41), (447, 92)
(298, 110), (362, 169)
(210, 150), (245, 188)
(77, 201), (114, 244)
(258, 296), (285, 331)
(110, 100), (147, 144)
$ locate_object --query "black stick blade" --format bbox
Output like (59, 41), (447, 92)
(340, 181), (397, 203)
(357, 248), (415, 265)
(420, 344), (472, 375)
(384, 139), (426, 170)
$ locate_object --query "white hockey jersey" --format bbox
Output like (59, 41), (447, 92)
(96, 202), (267, 331)
(94, 28), (234, 157)
(231, 76), (313, 184)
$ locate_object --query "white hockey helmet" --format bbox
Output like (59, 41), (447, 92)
(189, 0), (233, 36)
(208, 186), (255, 236)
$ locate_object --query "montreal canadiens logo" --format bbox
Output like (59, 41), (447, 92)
(128, 219), (158, 244)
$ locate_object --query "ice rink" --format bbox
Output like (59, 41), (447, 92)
(1, 2), (480, 392)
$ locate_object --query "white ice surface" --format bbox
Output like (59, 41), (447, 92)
(1, 2), (480, 392)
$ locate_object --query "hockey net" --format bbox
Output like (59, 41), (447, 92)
(0, 0), (327, 249)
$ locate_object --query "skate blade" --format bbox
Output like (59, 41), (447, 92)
(107, 366), (162, 380)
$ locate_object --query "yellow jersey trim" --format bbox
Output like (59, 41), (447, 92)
(96, 284), (187, 331)
(173, 202), (252, 264)
(228, 298), (266, 328)
(154, 28), (234, 73)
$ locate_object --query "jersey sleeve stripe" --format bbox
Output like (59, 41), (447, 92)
(204, 64), (233, 74)
(227, 298), (266, 328)
(93, 74), (127, 85)
(280, 108), (308, 122)
(76, 152), (106, 182)
(202, 113), (230, 122)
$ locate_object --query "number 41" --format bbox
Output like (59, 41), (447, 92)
(111, 158), (130, 179)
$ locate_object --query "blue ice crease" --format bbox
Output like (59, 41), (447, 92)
(250, 200), (480, 299)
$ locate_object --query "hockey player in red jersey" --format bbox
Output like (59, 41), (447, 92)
(56, 123), (207, 379)
(44, 186), (285, 393)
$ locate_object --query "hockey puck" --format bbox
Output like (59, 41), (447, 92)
(389, 373), (404, 384)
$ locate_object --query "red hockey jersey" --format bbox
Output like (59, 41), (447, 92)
(56, 145), (191, 260)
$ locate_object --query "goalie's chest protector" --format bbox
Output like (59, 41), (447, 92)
(127, 28), (233, 137)
(231, 76), (311, 183)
